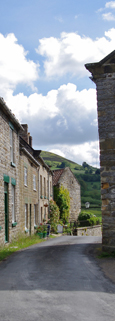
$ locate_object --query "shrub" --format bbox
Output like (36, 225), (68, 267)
(49, 199), (60, 233)
(78, 211), (99, 227)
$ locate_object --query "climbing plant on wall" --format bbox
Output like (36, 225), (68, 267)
(54, 185), (70, 224)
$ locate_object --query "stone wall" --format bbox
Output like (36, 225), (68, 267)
(0, 106), (21, 244)
(75, 225), (102, 237)
(58, 167), (81, 221)
(38, 159), (53, 223)
(85, 51), (115, 252)
(97, 77), (115, 251)
(19, 151), (39, 235)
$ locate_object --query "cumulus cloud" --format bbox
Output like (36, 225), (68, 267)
(36, 28), (115, 78)
(105, 1), (115, 8)
(0, 33), (39, 96)
(5, 83), (97, 150)
(102, 12), (115, 20)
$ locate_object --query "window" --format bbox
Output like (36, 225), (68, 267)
(12, 185), (15, 223)
(33, 174), (36, 191)
(44, 177), (46, 198)
(34, 204), (37, 226)
(50, 181), (52, 196)
(10, 127), (15, 164)
(24, 167), (27, 186)
(40, 175), (42, 197)
(25, 204), (28, 229)
(47, 180), (48, 198)
(44, 207), (46, 220)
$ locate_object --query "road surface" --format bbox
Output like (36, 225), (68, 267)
(0, 235), (115, 321)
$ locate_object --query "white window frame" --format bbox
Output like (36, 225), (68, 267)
(24, 167), (27, 186)
(12, 185), (15, 223)
(33, 174), (36, 191)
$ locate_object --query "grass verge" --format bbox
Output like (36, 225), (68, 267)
(98, 251), (115, 258)
(0, 233), (55, 262)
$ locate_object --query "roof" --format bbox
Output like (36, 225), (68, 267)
(53, 168), (65, 185)
(21, 147), (40, 167)
(53, 167), (81, 187)
(85, 50), (115, 82)
(0, 97), (23, 131)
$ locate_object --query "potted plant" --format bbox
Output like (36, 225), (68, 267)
(36, 224), (44, 238)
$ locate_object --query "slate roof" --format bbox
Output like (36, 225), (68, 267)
(53, 168), (65, 186)
(0, 97), (23, 131)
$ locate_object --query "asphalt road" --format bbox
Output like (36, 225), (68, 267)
(0, 235), (115, 321)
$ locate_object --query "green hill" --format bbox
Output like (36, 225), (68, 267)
(41, 151), (101, 209)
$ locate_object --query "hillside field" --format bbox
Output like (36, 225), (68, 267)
(41, 151), (101, 213)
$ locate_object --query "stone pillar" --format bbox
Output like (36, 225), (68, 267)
(85, 50), (115, 252)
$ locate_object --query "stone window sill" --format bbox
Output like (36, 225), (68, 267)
(11, 162), (16, 167)
(25, 228), (29, 233)
(12, 222), (17, 227)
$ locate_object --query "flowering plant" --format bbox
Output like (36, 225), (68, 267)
(37, 224), (47, 233)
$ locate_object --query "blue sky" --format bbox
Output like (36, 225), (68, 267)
(0, 0), (115, 166)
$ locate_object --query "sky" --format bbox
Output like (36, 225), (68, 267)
(0, 0), (115, 167)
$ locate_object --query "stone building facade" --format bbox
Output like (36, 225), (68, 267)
(85, 50), (115, 252)
(0, 103), (53, 244)
(53, 167), (81, 221)
(33, 151), (53, 223)
(19, 136), (40, 235)
(0, 98), (23, 244)
(19, 124), (53, 226)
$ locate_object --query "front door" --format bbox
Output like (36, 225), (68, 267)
(4, 183), (9, 242)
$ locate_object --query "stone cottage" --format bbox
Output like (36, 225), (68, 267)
(53, 167), (81, 221)
(85, 50), (115, 252)
(0, 100), (53, 244)
(33, 150), (53, 223)
(19, 124), (53, 226)
(0, 97), (23, 244)
(19, 133), (40, 235)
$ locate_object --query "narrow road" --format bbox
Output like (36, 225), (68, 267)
(0, 236), (115, 321)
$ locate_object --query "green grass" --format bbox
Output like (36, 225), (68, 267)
(98, 251), (115, 258)
(0, 233), (55, 262)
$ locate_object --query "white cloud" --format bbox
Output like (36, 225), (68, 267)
(36, 29), (115, 78)
(0, 33), (39, 95)
(102, 12), (115, 20)
(4, 83), (98, 162)
(105, 1), (115, 8)
(49, 149), (65, 158)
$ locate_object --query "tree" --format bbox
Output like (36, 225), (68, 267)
(82, 162), (89, 169)
(54, 185), (70, 224)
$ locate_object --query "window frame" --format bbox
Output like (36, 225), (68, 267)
(33, 174), (36, 191)
(25, 204), (28, 230)
(12, 184), (15, 223)
(24, 167), (27, 186)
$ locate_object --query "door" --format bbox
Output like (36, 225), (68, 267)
(4, 183), (9, 242)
